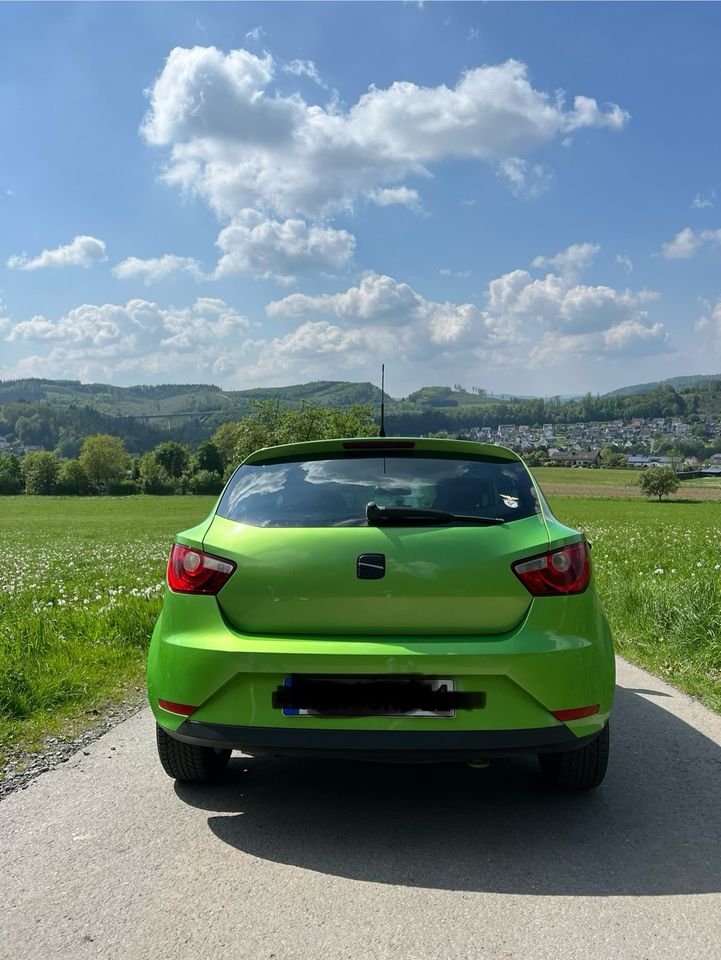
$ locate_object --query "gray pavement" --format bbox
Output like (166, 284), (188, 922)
(2, 657), (720, 960)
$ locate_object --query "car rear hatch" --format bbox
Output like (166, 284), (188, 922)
(203, 439), (549, 637)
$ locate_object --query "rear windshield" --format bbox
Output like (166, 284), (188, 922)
(216, 453), (539, 527)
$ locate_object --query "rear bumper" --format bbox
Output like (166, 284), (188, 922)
(167, 719), (604, 762)
(148, 589), (615, 744)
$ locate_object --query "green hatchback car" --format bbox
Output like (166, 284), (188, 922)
(148, 437), (614, 789)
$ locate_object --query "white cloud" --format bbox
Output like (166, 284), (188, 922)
(245, 26), (265, 43)
(267, 273), (426, 325)
(113, 254), (204, 284)
(439, 267), (471, 277)
(497, 158), (554, 199)
(4, 297), (251, 381)
(261, 244), (666, 381)
(695, 297), (721, 346)
(141, 47), (629, 220)
(531, 242), (600, 278)
(691, 191), (715, 210)
(214, 210), (355, 284)
(6, 235), (107, 271)
(615, 253), (633, 273)
(367, 186), (421, 212)
(282, 59), (328, 90)
(113, 214), (355, 286)
(661, 227), (721, 260)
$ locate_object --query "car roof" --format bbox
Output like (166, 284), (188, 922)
(243, 437), (522, 466)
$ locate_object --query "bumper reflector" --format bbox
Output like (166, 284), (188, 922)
(552, 705), (600, 722)
(158, 699), (197, 716)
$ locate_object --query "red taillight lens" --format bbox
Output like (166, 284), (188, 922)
(158, 699), (197, 716)
(552, 705), (599, 722)
(512, 541), (591, 596)
(167, 543), (236, 595)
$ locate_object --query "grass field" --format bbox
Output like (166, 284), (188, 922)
(1, 488), (720, 771)
(0, 497), (215, 768)
(532, 467), (635, 486)
(547, 496), (721, 713)
(532, 466), (721, 501)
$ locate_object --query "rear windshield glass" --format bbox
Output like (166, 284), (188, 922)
(216, 453), (539, 527)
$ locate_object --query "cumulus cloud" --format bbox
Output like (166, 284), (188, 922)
(6, 235), (107, 271)
(113, 213), (355, 286)
(531, 242), (599, 279)
(497, 158), (553, 199)
(140, 47), (628, 219)
(4, 243), (667, 387)
(214, 211), (355, 283)
(4, 297), (252, 381)
(261, 244), (666, 381)
(661, 227), (721, 260)
(113, 254), (204, 284)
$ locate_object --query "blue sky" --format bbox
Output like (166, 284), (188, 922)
(1, 1), (721, 396)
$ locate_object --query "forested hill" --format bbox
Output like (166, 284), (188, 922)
(2, 376), (721, 454)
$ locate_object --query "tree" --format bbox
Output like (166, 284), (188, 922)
(79, 434), (131, 492)
(637, 466), (680, 501)
(153, 441), (189, 479)
(22, 451), (60, 494)
(212, 421), (245, 464)
(57, 459), (91, 495)
(600, 447), (626, 468)
(192, 440), (224, 475)
(224, 400), (377, 465)
(0, 453), (22, 494)
(138, 453), (173, 494)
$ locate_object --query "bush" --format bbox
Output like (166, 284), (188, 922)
(0, 453), (22, 494)
(187, 469), (224, 495)
(138, 453), (173, 494)
(57, 459), (91, 495)
(106, 479), (140, 496)
(22, 451), (60, 495)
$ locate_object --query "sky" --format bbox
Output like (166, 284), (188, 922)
(1, 1), (721, 398)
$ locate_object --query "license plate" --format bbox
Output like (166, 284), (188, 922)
(275, 676), (457, 718)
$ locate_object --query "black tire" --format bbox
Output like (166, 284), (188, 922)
(539, 723), (609, 791)
(156, 724), (231, 783)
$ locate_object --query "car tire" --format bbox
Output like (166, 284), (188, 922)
(155, 723), (231, 782)
(539, 723), (609, 790)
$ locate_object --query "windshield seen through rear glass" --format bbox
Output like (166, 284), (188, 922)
(216, 453), (539, 527)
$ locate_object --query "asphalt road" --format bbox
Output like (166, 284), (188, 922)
(2, 657), (720, 960)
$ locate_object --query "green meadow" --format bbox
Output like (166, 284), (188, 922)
(1, 487), (720, 770)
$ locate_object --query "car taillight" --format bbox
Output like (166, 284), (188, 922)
(167, 543), (236, 595)
(512, 541), (591, 596)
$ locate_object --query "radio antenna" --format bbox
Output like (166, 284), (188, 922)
(379, 364), (386, 437)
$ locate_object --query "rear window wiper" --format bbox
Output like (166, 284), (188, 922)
(366, 502), (505, 526)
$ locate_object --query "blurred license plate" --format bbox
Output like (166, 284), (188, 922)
(275, 676), (456, 717)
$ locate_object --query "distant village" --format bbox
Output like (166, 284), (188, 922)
(458, 414), (721, 472)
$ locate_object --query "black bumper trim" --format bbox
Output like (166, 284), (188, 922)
(169, 719), (601, 761)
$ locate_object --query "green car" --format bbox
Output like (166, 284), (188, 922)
(148, 437), (614, 790)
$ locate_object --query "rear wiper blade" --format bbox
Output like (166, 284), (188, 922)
(365, 502), (505, 526)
